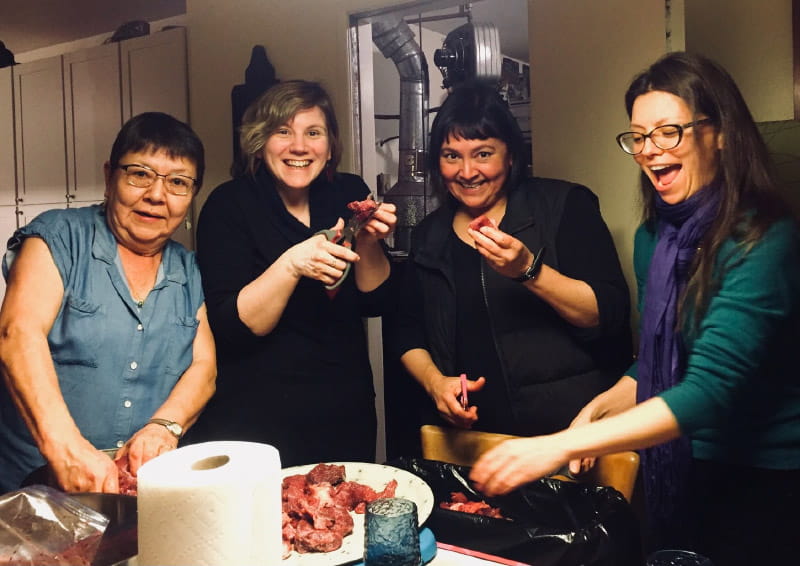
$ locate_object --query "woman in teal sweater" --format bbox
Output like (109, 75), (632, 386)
(470, 52), (800, 564)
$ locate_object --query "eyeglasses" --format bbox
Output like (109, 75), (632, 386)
(118, 164), (196, 196)
(616, 118), (712, 155)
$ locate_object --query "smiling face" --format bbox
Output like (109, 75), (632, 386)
(439, 135), (511, 215)
(262, 106), (332, 194)
(630, 90), (722, 204)
(105, 148), (195, 256)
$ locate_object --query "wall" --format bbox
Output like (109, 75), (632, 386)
(527, 0), (668, 322)
(686, 0), (794, 122)
(186, 0), (392, 214)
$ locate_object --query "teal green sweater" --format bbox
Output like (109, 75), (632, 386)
(629, 218), (800, 469)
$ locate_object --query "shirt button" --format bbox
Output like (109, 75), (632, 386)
(137, 323), (143, 331)
(130, 361), (138, 370)
(124, 400), (132, 408)
(116, 440), (124, 448)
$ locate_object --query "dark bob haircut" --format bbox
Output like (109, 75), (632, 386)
(109, 112), (205, 190)
(427, 81), (527, 196)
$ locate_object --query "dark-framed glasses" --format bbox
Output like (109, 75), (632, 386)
(118, 164), (196, 196)
(616, 118), (712, 155)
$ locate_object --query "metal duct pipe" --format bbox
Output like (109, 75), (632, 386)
(372, 14), (436, 254)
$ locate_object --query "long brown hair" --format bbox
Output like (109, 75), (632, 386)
(624, 52), (788, 323)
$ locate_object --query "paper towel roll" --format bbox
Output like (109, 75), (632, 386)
(137, 441), (282, 566)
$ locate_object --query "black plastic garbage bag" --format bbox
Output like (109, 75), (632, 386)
(389, 457), (642, 566)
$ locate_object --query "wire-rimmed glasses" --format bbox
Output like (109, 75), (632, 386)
(616, 118), (712, 155)
(118, 164), (196, 196)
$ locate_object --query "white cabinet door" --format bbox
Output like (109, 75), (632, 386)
(13, 56), (69, 206)
(121, 27), (188, 122)
(0, 67), (16, 207)
(0, 205), (18, 303)
(120, 27), (194, 250)
(64, 43), (122, 204)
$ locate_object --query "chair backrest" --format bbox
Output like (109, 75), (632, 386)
(419, 424), (639, 503)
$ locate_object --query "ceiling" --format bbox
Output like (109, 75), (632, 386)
(0, 0), (528, 63)
(0, 0), (186, 56)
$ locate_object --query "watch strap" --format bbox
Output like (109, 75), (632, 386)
(147, 418), (184, 439)
(512, 246), (546, 282)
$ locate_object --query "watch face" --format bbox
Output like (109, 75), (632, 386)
(168, 423), (183, 436)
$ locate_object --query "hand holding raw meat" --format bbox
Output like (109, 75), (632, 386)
(348, 199), (398, 244)
(468, 217), (536, 281)
(48, 440), (120, 494)
(115, 420), (180, 478)
(467, 214), (496, 233)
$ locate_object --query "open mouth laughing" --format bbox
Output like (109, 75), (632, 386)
(650, 164), (681, 187)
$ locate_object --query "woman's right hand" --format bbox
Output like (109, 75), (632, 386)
(49, 440), (120, 493)
(567, 376), (637, 474)
(283, 218), (361, 285)
(426, 374), (486, 428)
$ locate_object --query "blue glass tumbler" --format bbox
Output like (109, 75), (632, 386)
(364, 497), (421, 566)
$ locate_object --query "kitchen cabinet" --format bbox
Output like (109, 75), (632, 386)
(121, 27), (188, 122)
(0, 67), (14, 207)
(120, 27), (194, 249)
(64, 43), (122, 205)
(12, 55), (68, 207)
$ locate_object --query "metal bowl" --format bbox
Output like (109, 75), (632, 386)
(69, 492), (138, 566)
(21, 448), (119, 489)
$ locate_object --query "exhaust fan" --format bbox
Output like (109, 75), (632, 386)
(434, 22), (502, 89)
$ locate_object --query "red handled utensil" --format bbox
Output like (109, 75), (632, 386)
(460, 373), (468, 410)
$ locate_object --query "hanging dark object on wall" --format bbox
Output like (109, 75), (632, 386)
(0, 41), (17, 68)
(230, 45), (279, 171)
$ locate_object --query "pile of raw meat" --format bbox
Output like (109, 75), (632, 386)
(439, 491), (506, 519)
(114, 457), (137, 496)
(282, 463), (397, 558)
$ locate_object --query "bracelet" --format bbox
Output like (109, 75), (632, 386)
(512, 246), (546, 283)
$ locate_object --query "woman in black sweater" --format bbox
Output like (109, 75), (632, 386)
(185, 81), (396, 466)
(394, 81), (631, 436)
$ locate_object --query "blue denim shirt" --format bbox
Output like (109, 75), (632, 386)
(0, 205), (203, 492)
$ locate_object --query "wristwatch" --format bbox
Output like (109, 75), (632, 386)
(512, 246), (546, 283)
(147, 418), (184, 439)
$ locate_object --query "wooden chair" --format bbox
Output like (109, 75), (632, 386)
(420, 424), (640, 503)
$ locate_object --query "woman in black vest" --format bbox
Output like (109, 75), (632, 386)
(393, 81), (632, 436)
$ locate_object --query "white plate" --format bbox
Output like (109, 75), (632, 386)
(282, 462), (434, 565)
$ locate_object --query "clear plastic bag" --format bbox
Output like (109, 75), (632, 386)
(0, 485), (109, 565)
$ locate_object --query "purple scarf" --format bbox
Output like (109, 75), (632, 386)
(636, 184), (721, 549)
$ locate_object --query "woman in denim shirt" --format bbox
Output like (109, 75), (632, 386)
(0, 113), (216, 494)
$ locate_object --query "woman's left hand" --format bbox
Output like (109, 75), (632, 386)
(116, 422), (180, 475)
(469, 435), (568, 496)
(468, 224), (533, 279)
(356, 202), (397, 243)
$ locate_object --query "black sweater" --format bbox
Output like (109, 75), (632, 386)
(185, 168), (393, 465)
(393, 178), (633, 435)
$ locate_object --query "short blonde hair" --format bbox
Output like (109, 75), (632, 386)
(235, 80), (342, 177)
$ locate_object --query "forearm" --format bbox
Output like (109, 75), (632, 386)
(560, 396), (680, 460)
(0, 328), (84, 460)
(354, 238), (390, 292)
(523, 264), (600, 328)
(236, 252), (300, 336)
(400, 348), (442, 395)
(151, 361), (216, 430)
